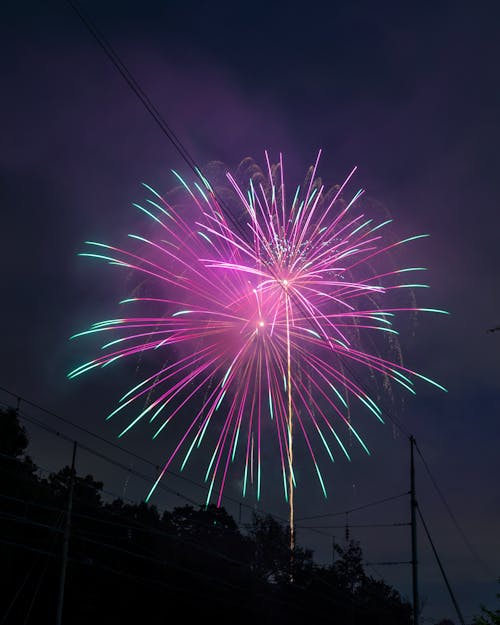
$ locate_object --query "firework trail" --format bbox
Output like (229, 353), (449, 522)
(69, 151), (447, 506)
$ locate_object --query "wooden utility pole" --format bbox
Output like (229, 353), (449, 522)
(56, 441), (77, 625)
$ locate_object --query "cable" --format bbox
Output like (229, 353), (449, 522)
(0, 472), (411, 621)
(0, 510), (64, 536)
(417, 505), (466, 625)
(0, 386), (208, 494)
(63, 5), (455, 554)
(65, 0), (279, 275)
(0, 388), (295, 528)
(0, 494), (246, 578)
(1, 407), (399, 548)
(415, 440), (495, 579)
(61, 7), (441, 571)
(4, 390), (482, 625)
(0, 509), (263, 613)
(5, 0), (476, 603)
(0, 454), (335, 586)
(23, 515), (64, 625)
(298, 522), (410, 529)
(0, 386), (414, 560)
(296, 491), (409, 521)
(1, 511), (65, 624)
(1, 393), (344, 546)
(0, 529), (332, 622)
(0, 454), (291, 579)
(0, 448), (413, 620)
(0, 484), (251, 575)
(2, 402), (417, 565)
(65, 0), (199, 176)
(364, 560), (411, 566)
(0, 537), (59, 559)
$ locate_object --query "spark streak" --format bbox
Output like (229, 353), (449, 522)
(70, 152), (447, 507)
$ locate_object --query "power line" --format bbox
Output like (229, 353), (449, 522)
(0, 504), (286, 612)
(1, 511), (65, 625)
(1, 390), (266, 519)
(296, 491), (409, 521)
(2, 388), (484, 625)
(64, 4), (438, 566)
(0, 536), (241, 607)
(63, 1), (455, 547)
(0, 508), (342, 623)
(417, 505), (466, 625)
(0, 459), (258, 571)
(0, 386), (207, 494)
(1, 398), (416, 582)
(298, 522), (410, 529)
(65, 0), (199, 177)
(2, 386), (324, 536)
(64, 0), (280, 271)
(3, 390), (421, 567)
(13, 407), (201, 506)
(0, 409), (448, 621)
(1, 0), (477, 597)
(414, 440), (495, 580)
(0, 490), (251, 574)
(0, 388), (336, 539)
(0, 442), (333, 576)
(365, 560), (411, 566)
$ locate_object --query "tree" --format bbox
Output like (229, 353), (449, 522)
(44, 467), (103, 511)
(247, 512), (313, 585)
(357, 574), (412, 625)
(0, 407), (419, 625)
(0, 407), (29, 457)
(169, 503), (239, 537)
(0, 407), (38, 496)
(473, 579), (500, 625)
(335, 540), (365, 593)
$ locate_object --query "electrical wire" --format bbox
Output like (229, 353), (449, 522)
(298, 522), (410, 529)
(415, 440), (495, 580)
(296, 491), (409, 521)
(1, 511), (65, 624)
(4, 7), (479, 613)
(0, 388), (295, 528)
(417, 504), (466, 625)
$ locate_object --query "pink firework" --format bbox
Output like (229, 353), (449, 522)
(69, 151), (447, 506)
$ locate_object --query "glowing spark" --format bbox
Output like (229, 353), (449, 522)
(70, 151), (447, 505)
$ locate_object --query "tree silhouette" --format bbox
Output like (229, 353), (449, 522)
(0, 407), (419, 625)
(473, 579), (500, 625)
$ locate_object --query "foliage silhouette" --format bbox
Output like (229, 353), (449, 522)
(0, 407), (419, 624)
(473, 580), (500, 625)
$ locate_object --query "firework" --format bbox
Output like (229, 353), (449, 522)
(69, 151), (447, 506)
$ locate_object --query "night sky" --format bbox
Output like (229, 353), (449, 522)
(2, 1), (500, 622)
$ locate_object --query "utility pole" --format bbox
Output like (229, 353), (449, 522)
(410, 436), (419, 625)
(56, 441), (77, 625)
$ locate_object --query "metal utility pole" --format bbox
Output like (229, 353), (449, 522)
(56, 441), (77, 625)
(410, 436), (419, 625)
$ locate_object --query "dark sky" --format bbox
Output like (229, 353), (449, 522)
(2, 1), (500, 622)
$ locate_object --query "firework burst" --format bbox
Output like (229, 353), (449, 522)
(69, 151), (447, 506)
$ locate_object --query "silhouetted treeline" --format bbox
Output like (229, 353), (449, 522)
(0, 408), (412, 624)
